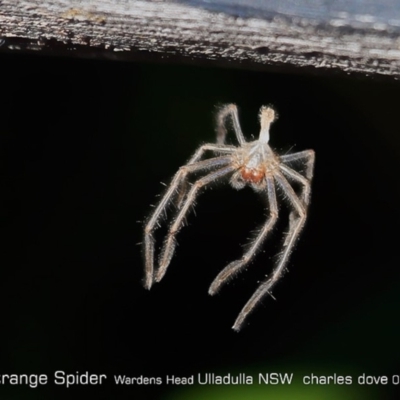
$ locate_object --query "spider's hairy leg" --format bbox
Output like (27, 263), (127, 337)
(175, 144), (236, 209)
(279, 150), (315, 244)
(279, 163), (312, 207)
(232, 172), (306, 331)
(208, 176), (278, 295)
(143, 151), (233, 290)
(280, 150), (315, 181)
(156, 165), (236, 283)
(216, 104), (246, 145)
(188, 144), (237, 164)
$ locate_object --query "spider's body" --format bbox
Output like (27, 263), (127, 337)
(232, 141), (279, 190)
(143, 104), (315, 331)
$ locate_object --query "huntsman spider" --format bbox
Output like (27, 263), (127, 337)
(143, 104), (315, 331)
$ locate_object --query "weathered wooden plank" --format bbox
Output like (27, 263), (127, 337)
(1, 0), (400, 77)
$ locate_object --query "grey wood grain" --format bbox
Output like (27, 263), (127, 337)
(1, 0), (400, 77)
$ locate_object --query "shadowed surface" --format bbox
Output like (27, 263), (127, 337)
(0, 52), (399, 398)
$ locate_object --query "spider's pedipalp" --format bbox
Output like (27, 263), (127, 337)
(230, 170), (246, 190)
(208, 176), (278, 295)
(156, 165), (236, 282)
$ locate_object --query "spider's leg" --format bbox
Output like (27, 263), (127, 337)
(279, 163), (312, 207)
(216, 104), (246, 145)
(279, 163), (313, 247)
(280, 149), (315, 180)
(156, 165), (236, 282)
(232, 172), (306, 331)
(188, 144), (237, 164)
(143, 153), (233, 290)
(208, 176), (278, 295)
(175, 144), (235, 209)
(280, 150), (314, 244)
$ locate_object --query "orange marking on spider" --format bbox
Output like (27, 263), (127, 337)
(240, 167), (265, 184)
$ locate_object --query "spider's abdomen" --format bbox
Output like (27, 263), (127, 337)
(240, 167), (265, 184)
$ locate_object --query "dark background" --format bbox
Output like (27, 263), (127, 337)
(0, 52), (399, 399)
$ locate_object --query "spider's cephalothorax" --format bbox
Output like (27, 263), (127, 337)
(231, 124), (280, 191)
(143, 104), (315, 331)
